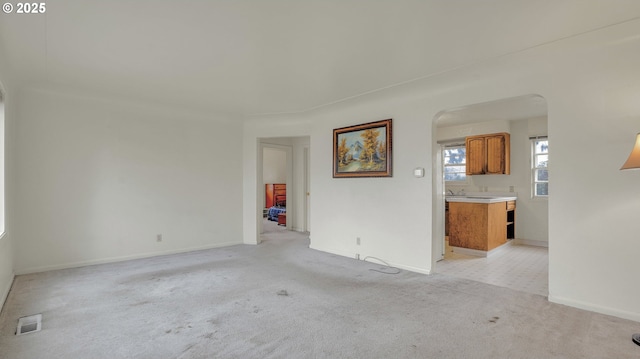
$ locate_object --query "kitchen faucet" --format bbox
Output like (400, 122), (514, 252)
(447, 189), (465, 196)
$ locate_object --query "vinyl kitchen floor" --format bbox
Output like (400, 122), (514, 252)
(437, 239), (548, 297)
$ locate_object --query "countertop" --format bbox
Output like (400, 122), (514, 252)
(445, 195), (517, 204)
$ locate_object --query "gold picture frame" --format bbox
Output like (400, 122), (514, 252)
(333, 119), (392, 178)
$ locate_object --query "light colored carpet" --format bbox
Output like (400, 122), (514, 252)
(1, 229), (639, 359)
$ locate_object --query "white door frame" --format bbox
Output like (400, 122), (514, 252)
(304, 146), (310, 232)
(431, 142), (445, 264)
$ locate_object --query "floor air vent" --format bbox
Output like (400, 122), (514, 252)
(16, 314), (42, 335)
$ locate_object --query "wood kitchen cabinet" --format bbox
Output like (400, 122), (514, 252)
(465, 133), (510, 175)
(506, 200), (516, 240)
(445, 201), (449, 236)
(449, 200), (515, 252)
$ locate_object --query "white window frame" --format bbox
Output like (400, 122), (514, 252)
(443, 143), (468, 184)
(531, 136), (548, 199)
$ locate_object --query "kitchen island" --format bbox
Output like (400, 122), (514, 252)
(446, 195), (516, 256)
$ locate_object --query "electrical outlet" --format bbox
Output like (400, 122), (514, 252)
(356, 237), (361, 245)
(356, 254), (360, 260)
(156, 234), (162, 242)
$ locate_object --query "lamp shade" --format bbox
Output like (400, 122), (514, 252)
(621, 133), (640, 170)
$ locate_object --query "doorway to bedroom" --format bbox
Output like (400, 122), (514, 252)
(263, 146), (288, 235)
(259, 137), (310, 242)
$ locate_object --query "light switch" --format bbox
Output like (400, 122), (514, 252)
(413, 167), (425, 177)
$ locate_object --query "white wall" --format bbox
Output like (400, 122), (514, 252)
(440, 117), (549, 244)
(244, 19), (640, 321)
(291, 137), (310, 232)
(0, 40), (15, 311)
(437, 119), (511, 142)
(13, 88), (243, 274)
(263, 147), (287, 184)
(0, 100), (8, 299)
(307, 103), (433, 274)
(0, 233), (11, 307)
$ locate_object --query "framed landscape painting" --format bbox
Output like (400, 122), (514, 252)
(333, 119), (392, 178)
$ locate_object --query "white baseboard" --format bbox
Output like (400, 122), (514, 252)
(512, 238), (549, 247)
(451, 238), (548, 257)
(15, 241), (243, 275)
(308, 244), (431, 275)
(451, 246), (489, 257)
(451, 241), (513, 258)
(549, 295), (640, 323)
(308, 244), (353, 259)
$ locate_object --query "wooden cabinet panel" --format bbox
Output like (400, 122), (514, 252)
(465, 132), (510, 175)
(449, 200), (514, 252)
(506, 200), (516, 239)
(487, 202), (508, 251)
(485, 134), (509, 174)
(449, 202), (491, 250)
(465, 136), (486, 175)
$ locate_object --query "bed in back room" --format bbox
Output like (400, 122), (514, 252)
(265, 183), (286, 222)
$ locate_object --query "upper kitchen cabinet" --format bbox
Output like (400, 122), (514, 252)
(465, 132), (510, 175)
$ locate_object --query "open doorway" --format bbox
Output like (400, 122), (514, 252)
(432, 95), (549, 297)
(262, 146), (289, 236)
(258, 136), (310, 242)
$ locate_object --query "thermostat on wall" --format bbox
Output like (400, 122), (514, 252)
(413, 167), (425, 178)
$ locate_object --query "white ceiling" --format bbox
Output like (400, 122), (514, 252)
(436, 94), (548, 127)
(1, 0), (639, 117)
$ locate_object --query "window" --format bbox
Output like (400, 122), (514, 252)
(532, 137), (548, 197)
(443, 144), (466, 182)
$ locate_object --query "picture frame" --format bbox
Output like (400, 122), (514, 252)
(333, 119), (392, 178)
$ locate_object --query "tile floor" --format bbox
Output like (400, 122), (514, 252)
(436, 239), (548, 297)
